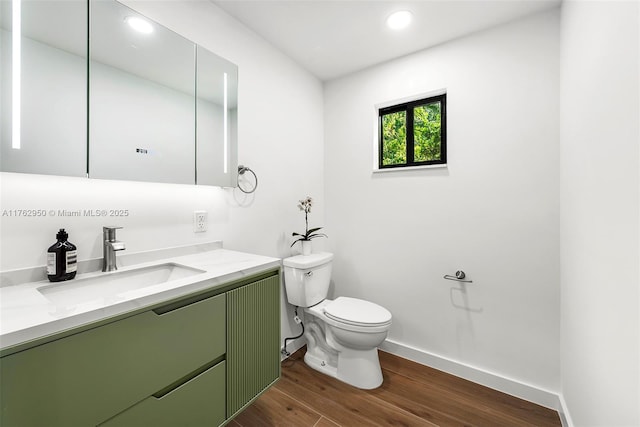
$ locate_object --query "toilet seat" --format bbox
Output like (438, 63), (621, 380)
(323, 297), (392, 328)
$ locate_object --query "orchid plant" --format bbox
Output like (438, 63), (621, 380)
(291, 196), (327, 247)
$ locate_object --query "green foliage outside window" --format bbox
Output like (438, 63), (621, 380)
(382, 111), (406, 165)
(414, 103), (441, 162)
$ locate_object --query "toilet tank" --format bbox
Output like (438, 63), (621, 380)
(283, 252), (333, 307)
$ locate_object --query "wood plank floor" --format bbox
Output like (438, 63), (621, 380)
(230, 347), (561, 427)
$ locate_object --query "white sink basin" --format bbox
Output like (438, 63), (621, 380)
(38, 263), (206, 306)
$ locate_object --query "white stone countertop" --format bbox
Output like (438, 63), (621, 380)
(0, 242), (281, 351)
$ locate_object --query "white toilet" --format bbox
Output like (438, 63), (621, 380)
(283, 252), (392, 389)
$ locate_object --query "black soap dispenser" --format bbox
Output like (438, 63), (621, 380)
(47, 229), (77, 282)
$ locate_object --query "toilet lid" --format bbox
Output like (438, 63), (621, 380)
(324, 297), (392, 327)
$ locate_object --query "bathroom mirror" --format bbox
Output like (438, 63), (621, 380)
(89, 0), (196, 184)
(196, 46), (238, 187)
(1, 0), (239, 187)
(0, 0), (88, 177)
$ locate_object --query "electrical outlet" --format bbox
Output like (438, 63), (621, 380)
(193, 210), (208, 232)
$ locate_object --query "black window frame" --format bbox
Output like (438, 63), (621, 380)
(378, 93), (447, 169)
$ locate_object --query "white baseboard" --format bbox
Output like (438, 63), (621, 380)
(380, 339), (561, 411)
(557, 393), (574, 427)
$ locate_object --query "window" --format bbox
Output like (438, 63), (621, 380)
(378, 93), (446, 169)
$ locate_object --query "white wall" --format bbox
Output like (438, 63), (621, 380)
(560, 1), (640, 425)
(324, 10), (560, 397)
(0, 0), (324, 345)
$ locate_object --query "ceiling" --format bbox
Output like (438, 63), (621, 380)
(213, 0), (561, 81)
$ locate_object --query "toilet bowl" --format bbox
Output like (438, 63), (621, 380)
(283, 253), (392, 389)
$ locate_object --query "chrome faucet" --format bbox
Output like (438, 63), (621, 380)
(103, 226), (126, 272)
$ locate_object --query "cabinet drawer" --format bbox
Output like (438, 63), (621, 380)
(99, 360), (226, 427)
(0, 293), (225, 427)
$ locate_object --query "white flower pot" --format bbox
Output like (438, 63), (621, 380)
(301, 240), (312, 256)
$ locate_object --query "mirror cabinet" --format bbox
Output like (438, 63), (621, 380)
(0, 0), (238, 187)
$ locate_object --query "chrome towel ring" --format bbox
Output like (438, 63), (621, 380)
(237, 165), (258, 194)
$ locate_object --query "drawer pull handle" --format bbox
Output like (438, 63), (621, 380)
(153, 291), (220, 315)
(152, 356), (224, 399)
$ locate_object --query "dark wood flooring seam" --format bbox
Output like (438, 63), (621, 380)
(273, 386), (332, 424)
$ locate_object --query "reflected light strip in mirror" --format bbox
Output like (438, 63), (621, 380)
(12, 0), (21, 149)
(125, 16), (153, 34)
(223, 72), (228, 174)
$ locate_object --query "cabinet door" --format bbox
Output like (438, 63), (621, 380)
(0, 293), (225, 427)
(99, 361), (226, 427)
(226, 274), (281, 417)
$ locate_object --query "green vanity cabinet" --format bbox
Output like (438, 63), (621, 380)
(226, 273), (281, 418)
(0, 268), (281, 427)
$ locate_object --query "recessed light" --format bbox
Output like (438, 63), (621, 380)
(386, 10), (413, 30)
(125, 16), (153, 34)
